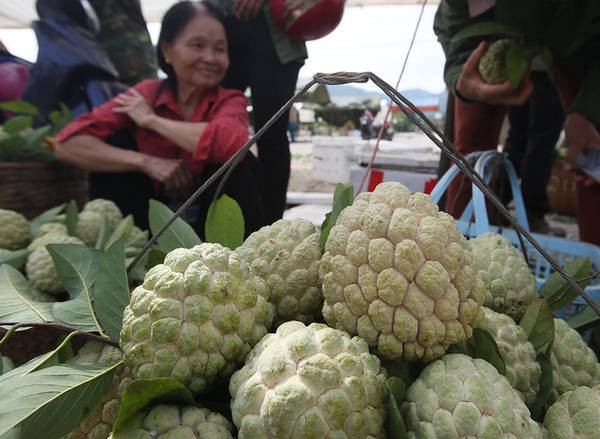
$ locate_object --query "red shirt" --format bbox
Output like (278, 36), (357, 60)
(55, 79), (250, 184)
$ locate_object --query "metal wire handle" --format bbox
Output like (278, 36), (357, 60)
(128, 71), (600, 318)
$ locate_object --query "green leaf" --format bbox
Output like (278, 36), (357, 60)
(452, 21), (521, 41)
(113, 378), (195, 434)
(539, 258), (591, 311)
(320, 183), (354, 250)
(472, 328), (506, 376)
(48, 244), (106, 335)
(29, 204), (65, 237)
(0, 248), (29, 270)
(519, 298), (555, 355)
(204, 194), (244, 249)
(529, 353), (553, 420)
(564, 300), (600, 330)
(506, 41), (530, 89)
(148, 199), (201, 254)
(93, 215), (111, 250)
(93, 242), (130, 342)
(0, 363), (118, 438)
(0, 100), (40, 116)
(0, 265), (54, 324)
(2, 115), (33, 134)
(64, 200), (79, 237)
(104, 215), (134, 251)
(0, 335), (76, 384)
(385, 376), (409, 439)
(0, 355), (14, 375)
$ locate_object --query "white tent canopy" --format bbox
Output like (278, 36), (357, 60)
(0, 0), (438, 29)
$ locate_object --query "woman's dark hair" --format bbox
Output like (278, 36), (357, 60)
(156, 1), (225, 89)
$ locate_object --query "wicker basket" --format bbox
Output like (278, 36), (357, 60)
(0, 162), (88, 218)
(547, 162), (578, 217)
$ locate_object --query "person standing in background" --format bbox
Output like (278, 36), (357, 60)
(207, 0), (307, 224)
(502, 69), (566, 236)
(434, 0), (600, 246)
(87, 0), (157, 85)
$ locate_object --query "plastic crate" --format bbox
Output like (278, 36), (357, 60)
(430, 151), (600, 319)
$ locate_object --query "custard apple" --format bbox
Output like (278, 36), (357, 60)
(120, 242), (274, 394)
(478, 39), (511, 84)
(401, 353), (543, 438)
(543, 384), (600, 439)
(469, 232), (538, 320)
(235, 218), (323, 325)
(549, 318), (600, 402)
(477, 306), (540, 407)
(34, 222), (68, 238)
(230, 320), (388, 439)
(111, 405), (234, 439)
(64, 341), (132, 439)
(25, 232), (85, 294)
(75, 210), (105, 246)
(0, 208), (30, 250)
(320, 181), (485, 362)
(82, 199), (123, 232)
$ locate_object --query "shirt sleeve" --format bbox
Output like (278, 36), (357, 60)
(193, 90), (250, 164)
(433, 0), (494, 94)
(54, 80), (156, 142)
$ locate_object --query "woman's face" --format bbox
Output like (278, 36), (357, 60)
(161, 13), (229, 92)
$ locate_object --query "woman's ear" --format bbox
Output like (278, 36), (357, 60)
(159, 42), (170, 63)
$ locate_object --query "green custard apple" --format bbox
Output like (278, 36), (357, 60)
(478, 39), (511, 84)
(235, 218), (324, 325)
(543, 384), (600, 439)
(320, 181), (485, 362)
(469, 232), (538, 320)
(120, 242), (274, 394)
(0, 208), (30, 250)
(111, 405), (234, 439)
(401, 353), (543, 438)
(230, 320), (388, 439)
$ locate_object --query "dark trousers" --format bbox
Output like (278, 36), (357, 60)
(220, 12), (303, 224)
(503, 71), (564, 219)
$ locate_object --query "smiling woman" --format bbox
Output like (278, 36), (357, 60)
(47, 1), (265, 237)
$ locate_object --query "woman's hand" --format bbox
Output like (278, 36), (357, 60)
(455, 41), (534, 106)
(232, 0), (265, 20)
(564, 112), (600, 185)
(141, 155), (193, 192)
(113, 89), (156, 129)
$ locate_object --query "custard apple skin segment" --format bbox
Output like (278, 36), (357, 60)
(478, 39), (511, 84)
(469, 232), (538, 320)
(477, 306), (541, 407)
(82, 198), (123, 232)
(543, 384), (600, 439)
(119, 242), (275, 394)
(320, 182), (485, 362)
(549, 318), (600, 402)
(112, 405), (234, 439)
(25, 233), (85, 294)
(230, 320), (388, 439)
(401, 353), (543, 438)
(63, 342), (132, 439)
(235, 218), (324, 325)
(0, 208), (30, 250)
(75, 210), (105, 246)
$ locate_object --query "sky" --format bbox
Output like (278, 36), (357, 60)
(0, 4), (446, 94)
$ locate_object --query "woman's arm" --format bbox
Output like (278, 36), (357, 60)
(113, 89), (208, 154)
(55, 134), (192, 192)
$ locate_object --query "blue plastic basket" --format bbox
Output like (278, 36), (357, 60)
(430, 151), (600, 319)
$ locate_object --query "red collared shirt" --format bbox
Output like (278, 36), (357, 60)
(55, 79), (250, 184)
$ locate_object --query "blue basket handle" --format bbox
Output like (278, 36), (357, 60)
(429, 151), (483, 203)
(472, 151), (530, 235)
(430, 150), (530, 236)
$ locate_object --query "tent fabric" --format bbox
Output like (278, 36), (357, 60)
(0, 1), (438, 29)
